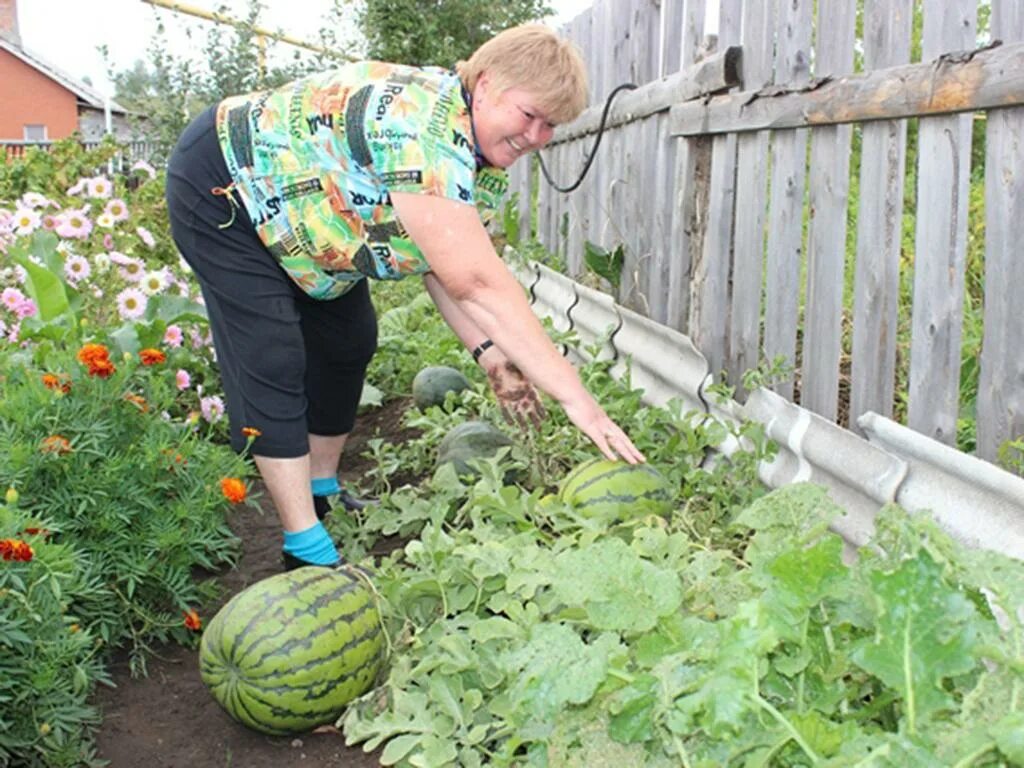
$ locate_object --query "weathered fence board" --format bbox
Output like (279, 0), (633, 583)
(688, 0), (742, 377)
(801, 0), (857, 420)
(664, 0), (706, 332)
(668, 41), (1024, 136)
(906, 0), (977, 446)
(727, 1), (777, 391)
(849, 0), (914, 431)
(978, 0), (1024, 462)
(763, 0), (813, 402)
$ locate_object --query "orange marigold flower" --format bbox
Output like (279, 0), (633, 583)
(40, 435), (72, 455)
(87, 359), (116, 378)
(22, 527), (52, 538)
(77, 343), (110, 366)
(241, 426), (262, 438)
(183, 609), (202, 631)
(41, 373), (71, 393)
(0, 538), (33, 562)
(122, 392), (149, 412)
(139, 348), (166, 366)
(220, 477), (246, 504)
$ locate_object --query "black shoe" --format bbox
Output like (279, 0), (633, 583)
(281, 551), (374, 578)
(313, 489), (377, 521)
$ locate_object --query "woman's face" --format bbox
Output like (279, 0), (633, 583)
(471, 73), (556, 168)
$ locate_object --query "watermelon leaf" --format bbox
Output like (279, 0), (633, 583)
(850, 550), (979, 733)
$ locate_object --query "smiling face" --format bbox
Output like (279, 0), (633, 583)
(470, 73), (556, 168)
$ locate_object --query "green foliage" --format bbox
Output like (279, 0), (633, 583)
(360, 0), (553, 67)
(582, 240), (624, 292)
(0, 342), (250, 675)
(0, 505), (109, 768)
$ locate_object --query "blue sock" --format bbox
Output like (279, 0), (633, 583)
(311, 476), (341, 497)
(282, 521), (340, 566)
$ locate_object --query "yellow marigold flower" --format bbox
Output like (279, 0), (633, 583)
(40, 435), (72, 455)
(220, 477), (247, 504)
(139, 348), (166, 366)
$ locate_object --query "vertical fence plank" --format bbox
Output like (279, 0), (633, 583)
(727, 1), (776, 391)
(906, 0), (976, 445)
(688, 0), (741, 377)
(977, 0), (1024, 462)
(800, 0), (856, 420)
(763, 0), (813, 402)
(665, 0), (706, 332)
(848, 0), (913, 430)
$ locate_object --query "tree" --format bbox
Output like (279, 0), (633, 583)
(360, 0), (553, 67)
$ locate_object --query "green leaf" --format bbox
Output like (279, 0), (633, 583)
(110, 323), (141, 357)
(379, 733), (421, 765)
(144, 293), (208, 325)
(360, 382), (385, 408)
(501, 623), (619, 720)
(992, 712), (1024, 763)
(607, 674), (657, 743)
(551, 539), (682, 632)
(850, 550), (979, 731)
(583, 241), (624, 289)
(11, 251), (71, 321)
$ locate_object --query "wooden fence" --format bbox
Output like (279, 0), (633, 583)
(2, 140), (159, 168)
(508, 0), (1024, 463)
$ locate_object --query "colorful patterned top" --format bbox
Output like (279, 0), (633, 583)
(215, 61), (509, 299)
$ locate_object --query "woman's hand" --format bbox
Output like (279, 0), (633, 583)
(484, 355), (546, 430)
(562, 394), (646, 464)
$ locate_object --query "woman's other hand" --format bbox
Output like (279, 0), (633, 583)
(483, 354), (546, 430)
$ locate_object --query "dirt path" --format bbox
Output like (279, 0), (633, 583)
(95, 403), (417, 768)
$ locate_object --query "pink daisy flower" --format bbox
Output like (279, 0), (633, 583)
(136, 226), (156, 248)
(116, 287), (148, 320)
(2, 287), (26, 312)
(164, 324), (184, 347)
(12, 207), (40, 236)
(66, 178), (87, 196)
(104, 198), (129, 222)
(103, 233), (115, 250)
(56, 210), (93, 239)
(118, 257), (146, 283)
(13, 297), (37, 319)
(64, 254), (91, 284)
(86, 176), (113, 199)
(175, 368), (191, 390)
(19, 192), (51, 209)
(200, 395), (225, 423)
(131, 160), (157, 180)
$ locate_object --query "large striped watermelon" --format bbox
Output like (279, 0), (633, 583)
(199, 566), (383, 735)
(558, 458), (674, 523)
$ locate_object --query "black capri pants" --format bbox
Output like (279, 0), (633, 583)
(165, 105), (378, 458)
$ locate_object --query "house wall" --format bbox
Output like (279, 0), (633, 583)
(0, 46), (78, 140)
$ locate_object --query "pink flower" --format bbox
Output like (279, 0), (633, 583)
(86, 176), (112, 199)
(2, 287), (26, 312)
(136, 226), (156, 248)
(115, 287), (147, 320)
(175, 369), (191, 390)
(66, 179), (86, 196)
(13, 298), (37, 319)
(12, 207), (40, 236)
(103, 234), (115, 250)
(131, 160), (156, 180)
(200, 395), (225, 423)
(42, 215), (58, 230)
(55, 210), (93, 239)
(117, 257), (146, 283)
(104, 198), (129, 222)
(164, 324), (184, 347)
(19, 192), (51, 209)
(64, 254), (91, 284)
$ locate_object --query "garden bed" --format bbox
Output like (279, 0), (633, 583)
(94, 401), (415, 767)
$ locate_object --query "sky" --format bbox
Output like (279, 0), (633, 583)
(16, 0), (596, 99)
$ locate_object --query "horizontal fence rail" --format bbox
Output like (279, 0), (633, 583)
(509, 0), (1024, 468)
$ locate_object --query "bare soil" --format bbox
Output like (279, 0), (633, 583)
(94, 400), (420, 768)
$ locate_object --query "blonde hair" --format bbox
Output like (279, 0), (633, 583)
(456, 24), (588, 124)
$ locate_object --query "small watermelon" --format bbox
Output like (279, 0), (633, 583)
(558, 458), (674, 523)
(412, 366), (472, 409)
(199, 567), (383, 735)
(437, 420), (514, 477)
